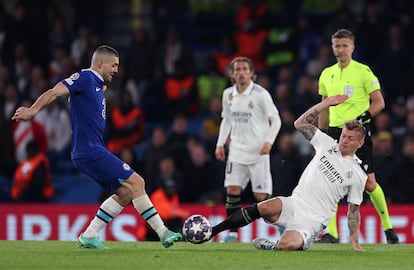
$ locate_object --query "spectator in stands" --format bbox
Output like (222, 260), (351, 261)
(355, 0), (388, 64)
(182, 143), (222, 204)
(235, 0), (270, 31)
(263, 10), (297, 73)
(1, 3), (32, 69)
(271, 131), (304, 197)
(372, 111), (391, 135)
(405, 110), (414, 135)
(48, 18), (72, 55)
(291, 73), (320, 116)
(201, 97), (222, 154)
(137, 178), (189, 241)
(234, 16), (268, 72)
(164, 60), (199, 119)
(388, 133), (414, 203)
(374, 23), (413, 101)
(154, 24), (194, 79)
(11, 140), (54, 202)
(293, 14), (323, 70)
(34, 99), (71, 161)
(143, 126), (172, 183)
(390, 96), (408, 152)
(12, 99), (48, 163)
(124, 27), (156, 106)
(167, 114), (191, 171)
(106, 90), (145, 154)
(305, 43), (334, 78)
(196, 55), (228, 112)
(212, 35), (238, 76)
(150, 155), (185, 195)
(49, 46), (76, 85)
(0, 82), (20, 177)
(70, 24), (92, 69)
(372, 131), (397, 201)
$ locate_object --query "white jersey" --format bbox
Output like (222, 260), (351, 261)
(221, 81), (280, 164)
(292, 129), (367, 225)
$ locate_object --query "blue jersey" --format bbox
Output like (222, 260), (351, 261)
(62, 69), (106, 159)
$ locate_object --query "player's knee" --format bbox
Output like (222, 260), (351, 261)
(277, 238), (302, 250)
(126, 173), (145, 192)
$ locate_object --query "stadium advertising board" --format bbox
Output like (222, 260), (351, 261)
(0, 204), (413, 243)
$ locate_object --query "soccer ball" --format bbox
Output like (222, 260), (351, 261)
(182, 214), (212, 244)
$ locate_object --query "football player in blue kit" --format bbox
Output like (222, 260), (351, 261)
(12, 45), (182, 249)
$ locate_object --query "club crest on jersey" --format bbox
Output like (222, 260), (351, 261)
(228, 93), (233, 106)
(123, 163), (131, 171)
(346, 171), (353, 178)
(248, 100), (253, 109)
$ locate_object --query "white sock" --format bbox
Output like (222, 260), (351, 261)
(83, 196), (123, 238)
(133, 194), (167, 238)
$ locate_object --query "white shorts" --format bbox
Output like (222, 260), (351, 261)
(224, 155), (272, 195)
(272, 196), (325, 250)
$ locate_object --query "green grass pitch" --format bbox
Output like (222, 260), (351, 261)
(0, 240), (412, 270)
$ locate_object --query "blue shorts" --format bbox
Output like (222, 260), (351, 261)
(72, 147), (134, 194)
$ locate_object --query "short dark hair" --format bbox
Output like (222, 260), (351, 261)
(332, 29), (355, 42)
(94, 45), (119, 58)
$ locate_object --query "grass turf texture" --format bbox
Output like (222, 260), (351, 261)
(0, 241), (412, 270)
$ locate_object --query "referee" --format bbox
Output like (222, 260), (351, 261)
(317, 29), (399, 244)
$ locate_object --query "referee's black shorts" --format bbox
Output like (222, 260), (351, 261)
(327, 124), (373, 173)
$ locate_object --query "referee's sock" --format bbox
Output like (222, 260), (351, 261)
(367, 184), (393, 230)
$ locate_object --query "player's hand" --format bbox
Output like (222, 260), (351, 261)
(352, 242), (366, 252)
(215, 146), (226, 161)
(11, 107), (35, 122)
(260, 142), (272, 155)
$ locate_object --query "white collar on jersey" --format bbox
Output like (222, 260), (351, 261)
(82, 68), (104, 82)
(232, 80), (254, 96)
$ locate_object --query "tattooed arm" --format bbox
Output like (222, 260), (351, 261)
(294, 95), (349, 141)
(348, 203), (365, 252)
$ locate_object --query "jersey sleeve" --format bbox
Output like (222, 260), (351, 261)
(347, 174), (366, 205)
(221, 88), (232, 119)
(310, 129), (335, 150)
(361, 65), (381, 94)
(62, 72), (87, 94)
(318, 69), (329, 97)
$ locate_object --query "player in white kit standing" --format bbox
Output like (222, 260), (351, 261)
(215, 56), (281, 242)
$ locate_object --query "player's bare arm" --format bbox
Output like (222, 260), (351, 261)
(348, 203), (365, 252)
(294, 95), (349, 140)
(367, 90), (385, 117)
(12, 82), (69, 122)
(296, 112), (319, 141)
(317, 96), (329, 129)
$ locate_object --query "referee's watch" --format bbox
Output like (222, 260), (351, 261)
(356, 111), (372, 124)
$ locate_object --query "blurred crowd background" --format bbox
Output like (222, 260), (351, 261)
(1, 0), (414, 205)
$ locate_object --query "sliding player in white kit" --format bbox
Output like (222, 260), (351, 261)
(208, 95), (367, 251)
(215, 56), (281, 242)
